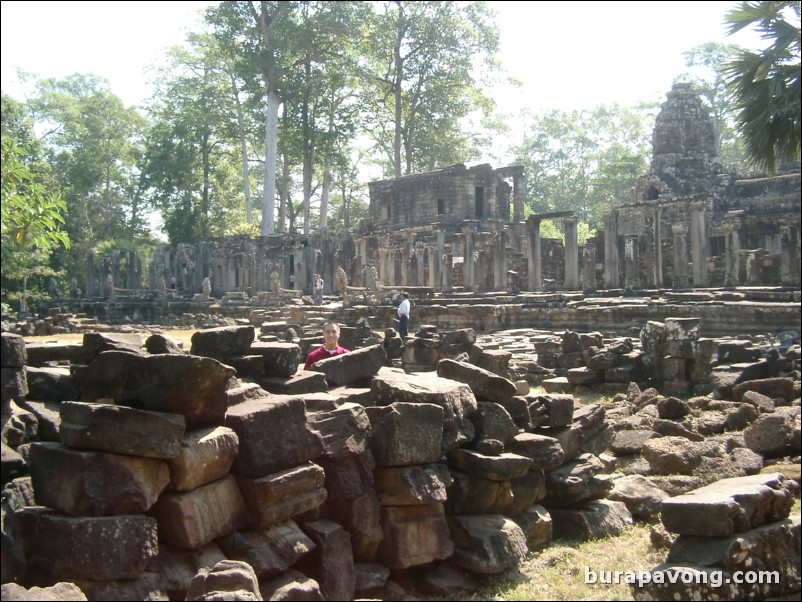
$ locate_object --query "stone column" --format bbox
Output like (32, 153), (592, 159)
(443, 246), (453, 292)
(415, 245), (425, 286)
(400, 250), (409, 287)
(780, 225), (800, 286)
(526, 217), (542, 291)
(582, 242), (596, 293)
(653, 207), (663, 288)
(603, 212), (620, 289)
(427, 244), (438, 290)
(624, 234), (639, 290)
(494, 230), (507, 291)
(672, 225), (688, 289)
(86, 250), (95, 297)
(378, 248), (388, 286)
(690, 201), (709, 287)
(513, 173), (525, 223)
(463, 226), (476, 292)
(437, 232), (446, 292)
(564, 216), (579, 290)
(724, 224), (741, 287)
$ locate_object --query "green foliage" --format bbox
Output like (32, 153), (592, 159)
(724, 1), (801, 172)
(513, 103), (653, 230)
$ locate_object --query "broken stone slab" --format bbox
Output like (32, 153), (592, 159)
(237, 462), (327, 529)
(260, 569), (323, 601)
(541, 453), (613, 507)
(370, 371), (477, 430)
(316, 451), (375, 501)
(0, 582), (88, 601)
(609, 429), (659, 456)
(185, 559), (262, 601)
(0, 333), (26, 368)
(373, 463), (452, 506)
(70, 572), (167, 602)
(15, 507), (158, 581)
(83, 332), (143, 362)
(446, 449), (534, 481)
(254, 371), (328, 395)
(661, 472), (796, 537)
(307, 403), (371, 460)
(225, 396), (324, 478)
(641, 435), (706, 475)
(436, 359), (517, 403)
(16, 399), (60, 442)
(29, 442), (169, 516)
(527, 393), (574, 428)
(365, 402), (444, 467)
(743, 409), (799, 457)
(308, 344), (386, 386)
(249, 342), (303, 377)
(59, 400), (185, 458)
(506, 432), (564, 472)
(447, 514), (527, 574)
(733, 376), (796, 403)
(469, 401), (519, 448)
(150, 473), (249, 549)
(630, 563), (740, 601)
(168, 426), (239, 492)
(150, 542), (227, 600)
(325, 490), (383, 563)
(510, 503), (553, 550)
(23, 342), (85, 365)
(225, 355), (268, 376)
(216, 520), (315, 580)
(144, 333), (186, 355)
(666, 516), (800, 599)
(549, 499), (633, 540)
(378, 503), (454, 570)
(296, 519), (355, 602)
(189, 325), (255, 361)
(608, 474), (669, 520)
(73, 351), (235, 427)
(1, 368), (28, 403)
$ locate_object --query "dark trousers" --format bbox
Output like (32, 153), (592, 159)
(398, 314), (409, 338)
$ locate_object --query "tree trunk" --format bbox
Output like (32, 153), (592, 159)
(261, 89), (281, 235)
(320, 159), (331, 230)
(230, 72), (252, 224)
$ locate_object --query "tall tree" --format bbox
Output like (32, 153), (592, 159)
(362, 1), (500, 177)
(724, 0), (801, 172)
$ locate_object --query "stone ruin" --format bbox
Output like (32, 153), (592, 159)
(1, 313), (799, 600)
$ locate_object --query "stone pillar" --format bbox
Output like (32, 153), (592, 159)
(724, 224), (741, 287)
(780, 225), (800, 286)
(582, 242), (596, 293)
(427, 244), (438, 290)
(526, 217), (542, 291)
(672, 225), (689, 289)
(86, 250), (95, 297)
(603, 212), (620, 289)
(564, 216), (579, 290)
(415, 245), (425, 286)
(690, 201), (709, 287)
(494, 230), (506, 291)
(513, 173), (525, 223)
(378, 248), (388, 286)
(653, 207), (663, 288)
(400, 250), (409, 287)
(443, 246), (453, 292)
(746, 250), (762, 285)
(624, 234), (639, 290)
(437, 232), (446, 292)
(463, 227), (476, 291)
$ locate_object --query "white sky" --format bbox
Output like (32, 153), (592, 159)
(1, 0), (762, 113)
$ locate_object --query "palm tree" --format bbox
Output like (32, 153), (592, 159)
(724, 1), (801, 173)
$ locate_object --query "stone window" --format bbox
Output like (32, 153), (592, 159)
(437, 198), (445, 215)
(384, 204), (392, 221)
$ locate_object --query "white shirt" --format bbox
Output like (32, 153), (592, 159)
(398, 298), (410, 317)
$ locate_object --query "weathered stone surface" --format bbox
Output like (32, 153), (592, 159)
(15, 507), (158, 580)
(307, 403), (371, 460)
(447, 449), (533, 481)
(248, 341), (304, 378)
(83, 332), (143, 362)
(225, 396), (323, 478)
(374, 463), (452, 506)
(666, 516), (800, 599)
(29, 442), (169, 516)
(150, 474), (248, 548)
(168, 426), (239, 492)
(549, 499), (633, 540)
(22, 368), (77, 405)
(73, 351), (235, 427)
(59, 401), (185, 458)
(743, 409), (799, 457)
(1, 442), (26, 484)
(365, 403), (444, 466)
(71, 572), (168, 601)
(309, 344), (386, 386)
(506, 432), (564, 471)
(189, 326), (255, 361)
(316, 451), (375, 501)
(1, 368), (28, 402)
(542, 453), (613, 506)
(470, 401), (519, 447)
(255, 371), (328, 395)
(217, 520), (315, 580)
(733, 377), (796, 403)
(642, 436), (705, 475)
(0, 333), (26, 368)
(610, 429), (659, 456)
(144, 333), (186, 355)
(436, 359), (517, 403)
(511, 503), (552, 550)
(378, 503), (454, 569)
(185, 559), (263, 601)
(296, 519), (355, 602)
(150, 542), (228, 601)
(527, 393), (574, 427)
(661, 472), (796, 537)
(447, 514), (527, 574)
(608, 474), (669, 519)
(0, 582), (87, 601)
(324, 490), (383, 563)
(237, 462), (327, 529)
(370, 371), (477, 430)
(16, 399), (60, 442)
(261, 569), (323, 601)
(631, 563), (740, 601)
(24, 343), (87, 367)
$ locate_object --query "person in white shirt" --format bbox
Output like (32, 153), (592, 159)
(313, 274), (324, 305)
(397, 292), (410, 338)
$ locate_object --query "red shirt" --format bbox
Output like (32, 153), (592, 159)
(304, 344), (350, 369)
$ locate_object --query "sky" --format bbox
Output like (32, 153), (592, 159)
(1, 1), (763, 113)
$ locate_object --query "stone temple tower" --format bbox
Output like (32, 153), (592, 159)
(650, 82), (723, 196)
